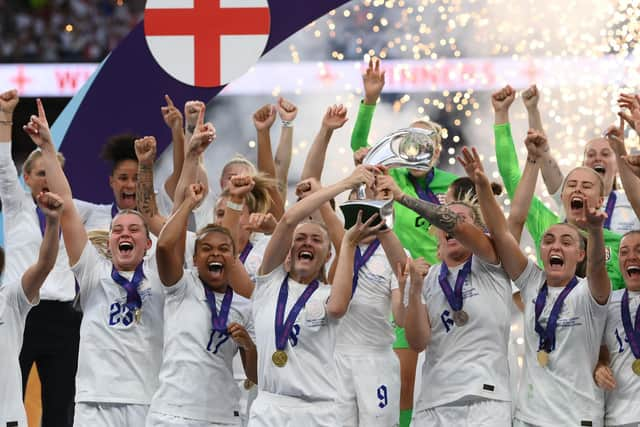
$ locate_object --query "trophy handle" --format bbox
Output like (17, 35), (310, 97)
(357, 183), (367, 200)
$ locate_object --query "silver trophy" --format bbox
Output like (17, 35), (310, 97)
(340, 127), (439, 229)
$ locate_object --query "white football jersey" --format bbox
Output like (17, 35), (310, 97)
(71, 242), (165, 404)
(335, 243), (398, 350)
(414, 256), (512, 411)
(601, 289), (640, 426)
(150, 269), (253, 423)
(514, 259), (608, 426)
(0, 280), (37, 427)
(253, 265), (338, 401)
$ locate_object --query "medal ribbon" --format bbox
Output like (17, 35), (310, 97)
(203, 285), (234, 334)
(408, 169), (440, 205)
(621, 290), (640, 359)
(534, 276), (578, 352)
(111, 202), (119, 218)
(274, 274), (319, 351)
(239, 241), (254, 264)
(603, 192), (617, 230)
(110, 262), (145, 313)
(438, 256), (472, 312)
(351, 239), (381, 298)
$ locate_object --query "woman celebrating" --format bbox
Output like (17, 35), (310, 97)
(377, 173), (513, 426)
(147, 183), (256, 426)
(462, 147), (610, 426)
(248, 165), (375, 427)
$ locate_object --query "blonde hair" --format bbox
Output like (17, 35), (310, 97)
(23, 149), (65, 176)
(410, 119), (443, 150)
(221, 155), (258, 177)
(561, 166), (606, 197)
(88, 229), (111, 260)
(110, 209), (150, 239)
(295, 220), (331, 284)
(220, 172), (277, 214)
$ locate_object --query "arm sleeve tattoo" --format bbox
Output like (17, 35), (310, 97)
(136, 164), (158, 217)
(399, 194), (461, 233)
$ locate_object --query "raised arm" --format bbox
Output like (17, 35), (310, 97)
(253, 104), (285, 219)
(328, 212), (385, 318)
(135, 136), (165, 237)
(351, 58), (385, 151)
(575, 200), (611, 305)
(21, 192), (63, 301)
(458, 147), (529, 281)
(377, 228), (410, 326)
(377, 171), (499, 265)
(300, 104), (349, 181)
(172, 107), (214, 210)
(609, 108), (640, 219)
(161, 94), (185, 201)
(522, 85), (564, 194)
(403, 257), (431, 352)
(23, 99), (87, 265)
(156, 183), (204, 287)
(221, 175), (255, 252)
(0, 89), (17, 142)
(274, 97), (297, 201)
(259, 165), (375, 276)
(508, 130), (545, 242)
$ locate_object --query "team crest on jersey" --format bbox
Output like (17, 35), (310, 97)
(305, 299), (326, 328)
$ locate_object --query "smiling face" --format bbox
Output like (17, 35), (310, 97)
(435, 203), (475, 265)
(619, 231), (640, 291)
(583, 138), (616, 193)
(289, 222), (331, 283)
(109, 212), (151, 271)
(540, 224), (585, 286)
(194, 230), (236, 292)
(109, 159), (138, 210)
(561, 167), (604, 224)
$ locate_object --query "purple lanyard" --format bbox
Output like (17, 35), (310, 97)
(621, 290), (640, 359)
(239, 241), (254, 264)
(603, 192), (617, 230)
(351, 239), (381, 298)
(203, 284), (234, 334)
(111, 202), (119, 218)
(408, 169), (440, 205)
(534, 276), (578, 352)
(274, 275), (319, 351)
(438, 257), (472, 312)
(110, 262), (145, 312)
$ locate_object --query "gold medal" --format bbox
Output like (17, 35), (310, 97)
(272, 350), (288, 367)
(633, 359), (640, 376)
(537, 350), (549, 368)
(243, 378), (254, 390)
(134, 308), (142, 324)
(452, 310), (469, 326)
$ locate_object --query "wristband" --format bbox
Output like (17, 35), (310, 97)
(226, 200), (244, 212)
(281, 120), (294, 128)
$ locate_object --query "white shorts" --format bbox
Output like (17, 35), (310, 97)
(334, 347), (400, 427)
(248, 391), (335, 427)
(146, 409), (240, 426)
(411, 399), (511, 427)
(74, 402), (149, 427)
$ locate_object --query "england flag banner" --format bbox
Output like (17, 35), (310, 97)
(144, 0), (270, 87)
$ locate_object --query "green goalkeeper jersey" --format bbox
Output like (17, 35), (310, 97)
(494, 123), (623, 290)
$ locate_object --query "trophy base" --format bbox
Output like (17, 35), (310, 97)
(339, 199), (394, 230)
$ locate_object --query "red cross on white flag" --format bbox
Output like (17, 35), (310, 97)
(144, 0), (270, 87)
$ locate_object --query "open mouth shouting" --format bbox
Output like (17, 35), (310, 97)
(207, 261), (224, 279)
(549, 254), (565, 271)
(626, 264), (640, 279)
(570, 196), (584, 211)
(118, 241), (134, 255)
(592, 164), (606, 175)
(298, 250), (314, 262)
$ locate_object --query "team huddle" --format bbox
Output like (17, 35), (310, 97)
(1, 59), (640, 427)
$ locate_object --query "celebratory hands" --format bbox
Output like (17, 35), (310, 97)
(23, 99), (54, 150)
(363, 58), (386, 105)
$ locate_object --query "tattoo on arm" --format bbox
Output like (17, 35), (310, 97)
(399, 195), (461, 233)
(136, 164), (158, 217)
